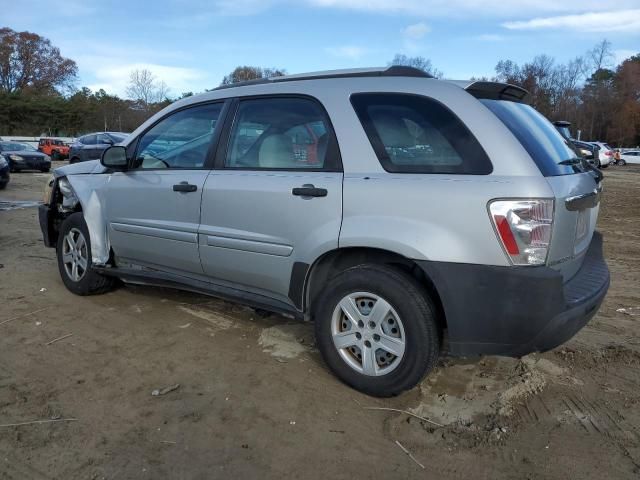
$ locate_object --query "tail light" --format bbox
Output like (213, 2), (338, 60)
(604, 150), (612, 156)
(489, 199), (554, 266)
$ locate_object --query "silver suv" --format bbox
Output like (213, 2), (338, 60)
(38, 67), (609, 397)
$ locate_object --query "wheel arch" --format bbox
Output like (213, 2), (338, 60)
(301, 247), (447, 331)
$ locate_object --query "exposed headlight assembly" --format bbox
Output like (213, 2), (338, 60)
(57, 177), (79, 211)
(43, 175), (55, 204)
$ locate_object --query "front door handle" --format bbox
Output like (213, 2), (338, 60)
(292, 184), (328, 198)
(173, 182), (198, 193)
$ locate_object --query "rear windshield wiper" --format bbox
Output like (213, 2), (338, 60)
(557, 158), (582, 165)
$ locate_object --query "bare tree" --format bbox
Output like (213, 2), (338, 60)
(126, 69), (169, 107)
(0, 27), (77, 93)
(588, 39), (614, 74)
(389, 54), (443, 78)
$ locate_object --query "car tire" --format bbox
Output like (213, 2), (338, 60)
(56, 212), (116, 296)
(618, 160), (626, 166)
(41, 168), (50, 173)
(52, 150), (59, 161)
(69, 157), (79, 164)
(0, 182), (6, 190)
(314, 264), (440, 397)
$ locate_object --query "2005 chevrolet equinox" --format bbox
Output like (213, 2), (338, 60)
(38, 66), (610, 397)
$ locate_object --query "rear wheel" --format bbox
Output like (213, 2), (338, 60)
(618, 159), (626, 166)
(314, 264), (440, 397)
(56, 212), (116, 295)
(69, 157), (80, 164)
(41, 167), (50, 173)
(51, 150), (60, 161)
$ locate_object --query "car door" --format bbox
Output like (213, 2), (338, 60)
(104, 101), (228, 275)
(80, 135), (97, 161)
(95, 134), (114, 159)
(199, 96), (343, 304)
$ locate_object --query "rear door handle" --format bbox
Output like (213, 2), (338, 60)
(173, 182), (198, 193)
(292, 184), (328, 198)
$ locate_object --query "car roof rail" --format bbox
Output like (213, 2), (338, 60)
(213, 66), (434, 90)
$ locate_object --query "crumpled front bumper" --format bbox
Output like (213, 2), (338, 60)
(38, 204), (55, 248)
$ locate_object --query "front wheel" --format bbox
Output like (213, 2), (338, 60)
(314, 264), (440, 397)
(56, 212), (116, 295)
(617, 159), (626, 166)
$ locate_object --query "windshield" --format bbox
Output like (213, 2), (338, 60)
(0, 142), (36, 152)
(481, 99), (586, 176)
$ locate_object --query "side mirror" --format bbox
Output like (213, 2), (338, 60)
(101, 145), (128, 170)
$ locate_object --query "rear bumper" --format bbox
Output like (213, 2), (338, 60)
(418, 232), (609, 357)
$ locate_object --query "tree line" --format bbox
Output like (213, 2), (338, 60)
(1, 27), (638, 145)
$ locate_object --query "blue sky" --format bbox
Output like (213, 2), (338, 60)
(3, 0), (639, 97)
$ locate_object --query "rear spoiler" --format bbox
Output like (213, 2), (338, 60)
(465, 81), (529, 103)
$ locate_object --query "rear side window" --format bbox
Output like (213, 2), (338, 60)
(225, 97), (340, 171)
(481, 99), (586, 176)
(351, 93), (492, 174)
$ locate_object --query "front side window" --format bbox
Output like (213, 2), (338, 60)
(134, 103), (223, 169)
(82, 135), (97, 145)
(225, 97), (339, 170)
(351, 93), (492, 174)
(107, 133), (127, 143)
(96, 134), (113, 145)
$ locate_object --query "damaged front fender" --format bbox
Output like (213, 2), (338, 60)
(64, 174), (112, 266)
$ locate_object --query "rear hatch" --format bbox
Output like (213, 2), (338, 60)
(479, 95), (601, 282)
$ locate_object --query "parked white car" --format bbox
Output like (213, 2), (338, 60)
(621, 150), (640, 164)
(589, 142), (615, 167)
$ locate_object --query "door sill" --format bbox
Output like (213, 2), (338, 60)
(93, 266), (303, 320)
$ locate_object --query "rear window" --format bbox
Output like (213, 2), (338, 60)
(351, 93), (492, 174)
(481, 99), (586, 176)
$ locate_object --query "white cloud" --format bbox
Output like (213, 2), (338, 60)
(502, 9), (640, 32)
(402, 22), (430, 40)
(325, 45), (369, 60)
(307, 0), (640, 17)
(86, 63), (206, 98)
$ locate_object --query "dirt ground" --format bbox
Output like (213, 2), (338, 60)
(1, 163), (639, 479)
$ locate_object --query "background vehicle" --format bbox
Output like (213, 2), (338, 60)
(39, 67), (609, 397)
(590, 141), (615, 168)
(0, 155), (10, 189)
(620, 150), (640, 164)
(0, 141), (51, 172)
(68, 132), (128, 164)
(38, 138), (70, 160)
(553, 121), (601, 167)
